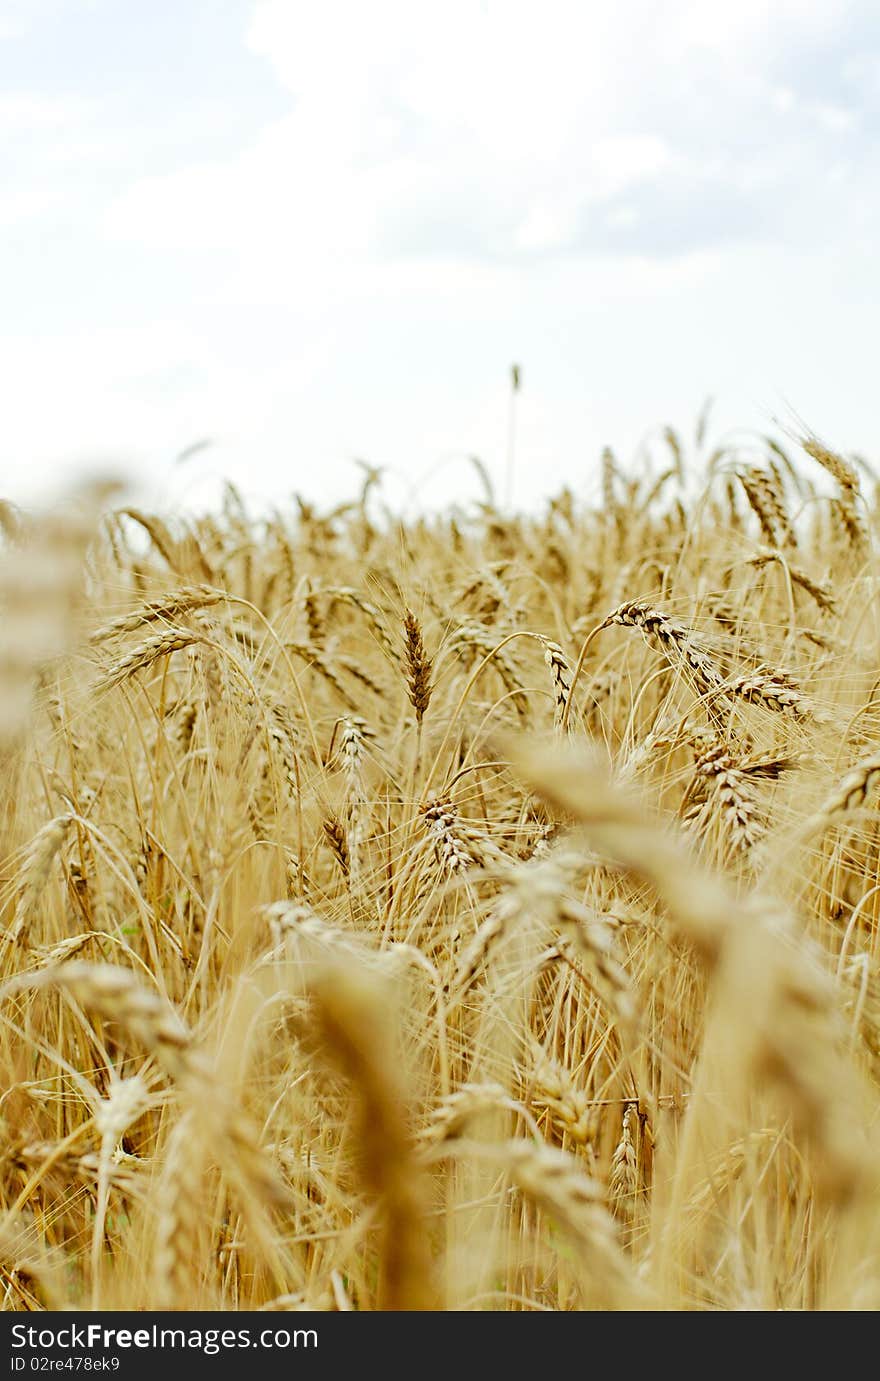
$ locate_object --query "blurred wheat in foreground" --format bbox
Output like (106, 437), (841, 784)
(3, 426), (880, 1312)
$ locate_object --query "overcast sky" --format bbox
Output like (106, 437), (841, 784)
(2, 0), (879, 512)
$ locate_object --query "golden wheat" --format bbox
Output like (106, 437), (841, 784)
(2, 431), (880, 1312)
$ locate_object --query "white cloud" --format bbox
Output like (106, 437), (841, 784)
(0, 183), (63, 227)
(0, 93), (94, 132)
(675, 0), (849, 50)
(815, 102), (858, 131)
(105, 0), (875, 283)
(4, 0), (880, 508)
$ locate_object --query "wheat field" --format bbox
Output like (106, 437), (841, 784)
(2, 424), (880, 1312)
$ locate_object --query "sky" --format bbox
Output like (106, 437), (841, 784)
(1, 0), (879, 513)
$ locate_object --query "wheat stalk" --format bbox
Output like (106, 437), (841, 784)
(89, 586), (222, 643)
(403, 610), (434, 724)
(97, 627), (201, 691)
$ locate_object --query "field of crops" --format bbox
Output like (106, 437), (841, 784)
(2, 426), (879, 1310)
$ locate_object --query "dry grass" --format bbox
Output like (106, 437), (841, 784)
(2, 428), (880, 1311)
